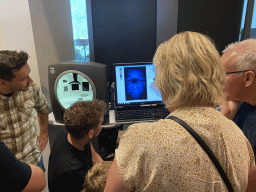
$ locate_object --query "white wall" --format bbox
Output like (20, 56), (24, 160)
(0, 0), (40, 85)
(28, 0), (75, 90)
(0, 0), (178, 90)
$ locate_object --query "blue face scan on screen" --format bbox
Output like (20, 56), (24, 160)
(55, 72), (94, 109)
(115, 63), (162, 105)
(125, 67), (147, 100)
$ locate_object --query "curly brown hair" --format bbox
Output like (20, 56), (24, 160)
(63, 99), (108, 139)
(0, 50), (29, 81)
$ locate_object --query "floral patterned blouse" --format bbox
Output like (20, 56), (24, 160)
(115, 107), (255, 192)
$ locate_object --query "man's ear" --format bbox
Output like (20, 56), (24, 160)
(88, 129), (94, 139)
(245, 71), (255, 88)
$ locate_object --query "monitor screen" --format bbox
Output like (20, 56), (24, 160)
(114, 63), (162, 106)
(55, 70), (96, 110)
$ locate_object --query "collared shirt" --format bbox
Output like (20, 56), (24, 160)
(0, 81), (48, 164)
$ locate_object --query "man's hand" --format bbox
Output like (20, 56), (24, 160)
(37, 134), (48, 152)
(220, 100), (240, 120)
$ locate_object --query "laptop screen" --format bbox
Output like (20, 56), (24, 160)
(114, 62), (163, 107)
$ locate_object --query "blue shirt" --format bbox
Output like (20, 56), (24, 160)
(234, 102), (256, 156)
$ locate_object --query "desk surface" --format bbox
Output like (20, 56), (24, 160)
(49, 111), (157, 129)
(48, 112), (122, 129)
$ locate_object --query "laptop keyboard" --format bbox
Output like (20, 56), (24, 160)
(115, 108), (170, 121)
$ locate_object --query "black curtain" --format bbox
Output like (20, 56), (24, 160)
(91, 0), (157, 84)
(177, 0), (244, 53)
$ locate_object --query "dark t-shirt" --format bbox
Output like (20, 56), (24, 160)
(0, 140), (32, 191)
(234, 102), (256, 157)
(48, 128), (93, 192)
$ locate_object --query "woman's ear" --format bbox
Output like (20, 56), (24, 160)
(245, 71), (255, 88)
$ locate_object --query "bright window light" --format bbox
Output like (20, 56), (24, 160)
(239, 0), (256, 40)
(239, 0), (248, 40)
(70, 0), (90, 60)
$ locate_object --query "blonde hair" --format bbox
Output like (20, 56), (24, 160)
(83, 161), (112, 192)
(222, 38), (256, 72)
(153, 31), (225, 107)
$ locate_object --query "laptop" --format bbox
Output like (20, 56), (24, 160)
(114, 62), (169, 123)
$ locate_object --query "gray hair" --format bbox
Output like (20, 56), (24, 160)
(223, 38), (256, 72)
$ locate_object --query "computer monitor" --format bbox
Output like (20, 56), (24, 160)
(49, 60), (108, 123)
(114, 62), (163, 109)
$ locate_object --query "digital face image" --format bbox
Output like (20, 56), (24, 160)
(124, 67), (147, 100)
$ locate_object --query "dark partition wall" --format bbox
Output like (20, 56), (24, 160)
(177, 0), (244, 53)
(91, 0), (157, 84)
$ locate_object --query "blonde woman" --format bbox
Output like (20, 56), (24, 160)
(104, 31), (255, 192)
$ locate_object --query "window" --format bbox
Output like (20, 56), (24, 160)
(251, 1), (256, 37)
(70, 0), (90, 60)
(240, 0), (256, 40)
(239, 0), (248, 40)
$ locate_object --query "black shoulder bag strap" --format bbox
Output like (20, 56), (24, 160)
(166, 116), (234, 192)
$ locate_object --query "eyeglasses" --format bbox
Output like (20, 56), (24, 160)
(225, 70), (251, 75)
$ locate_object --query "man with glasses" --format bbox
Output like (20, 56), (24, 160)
(220, 39), (256, 158)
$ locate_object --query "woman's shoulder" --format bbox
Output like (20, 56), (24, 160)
(125, 119), (178, 135)
(120, 119), (186, 149)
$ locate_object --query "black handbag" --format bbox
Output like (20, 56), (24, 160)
(166, 116), (234, 192)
